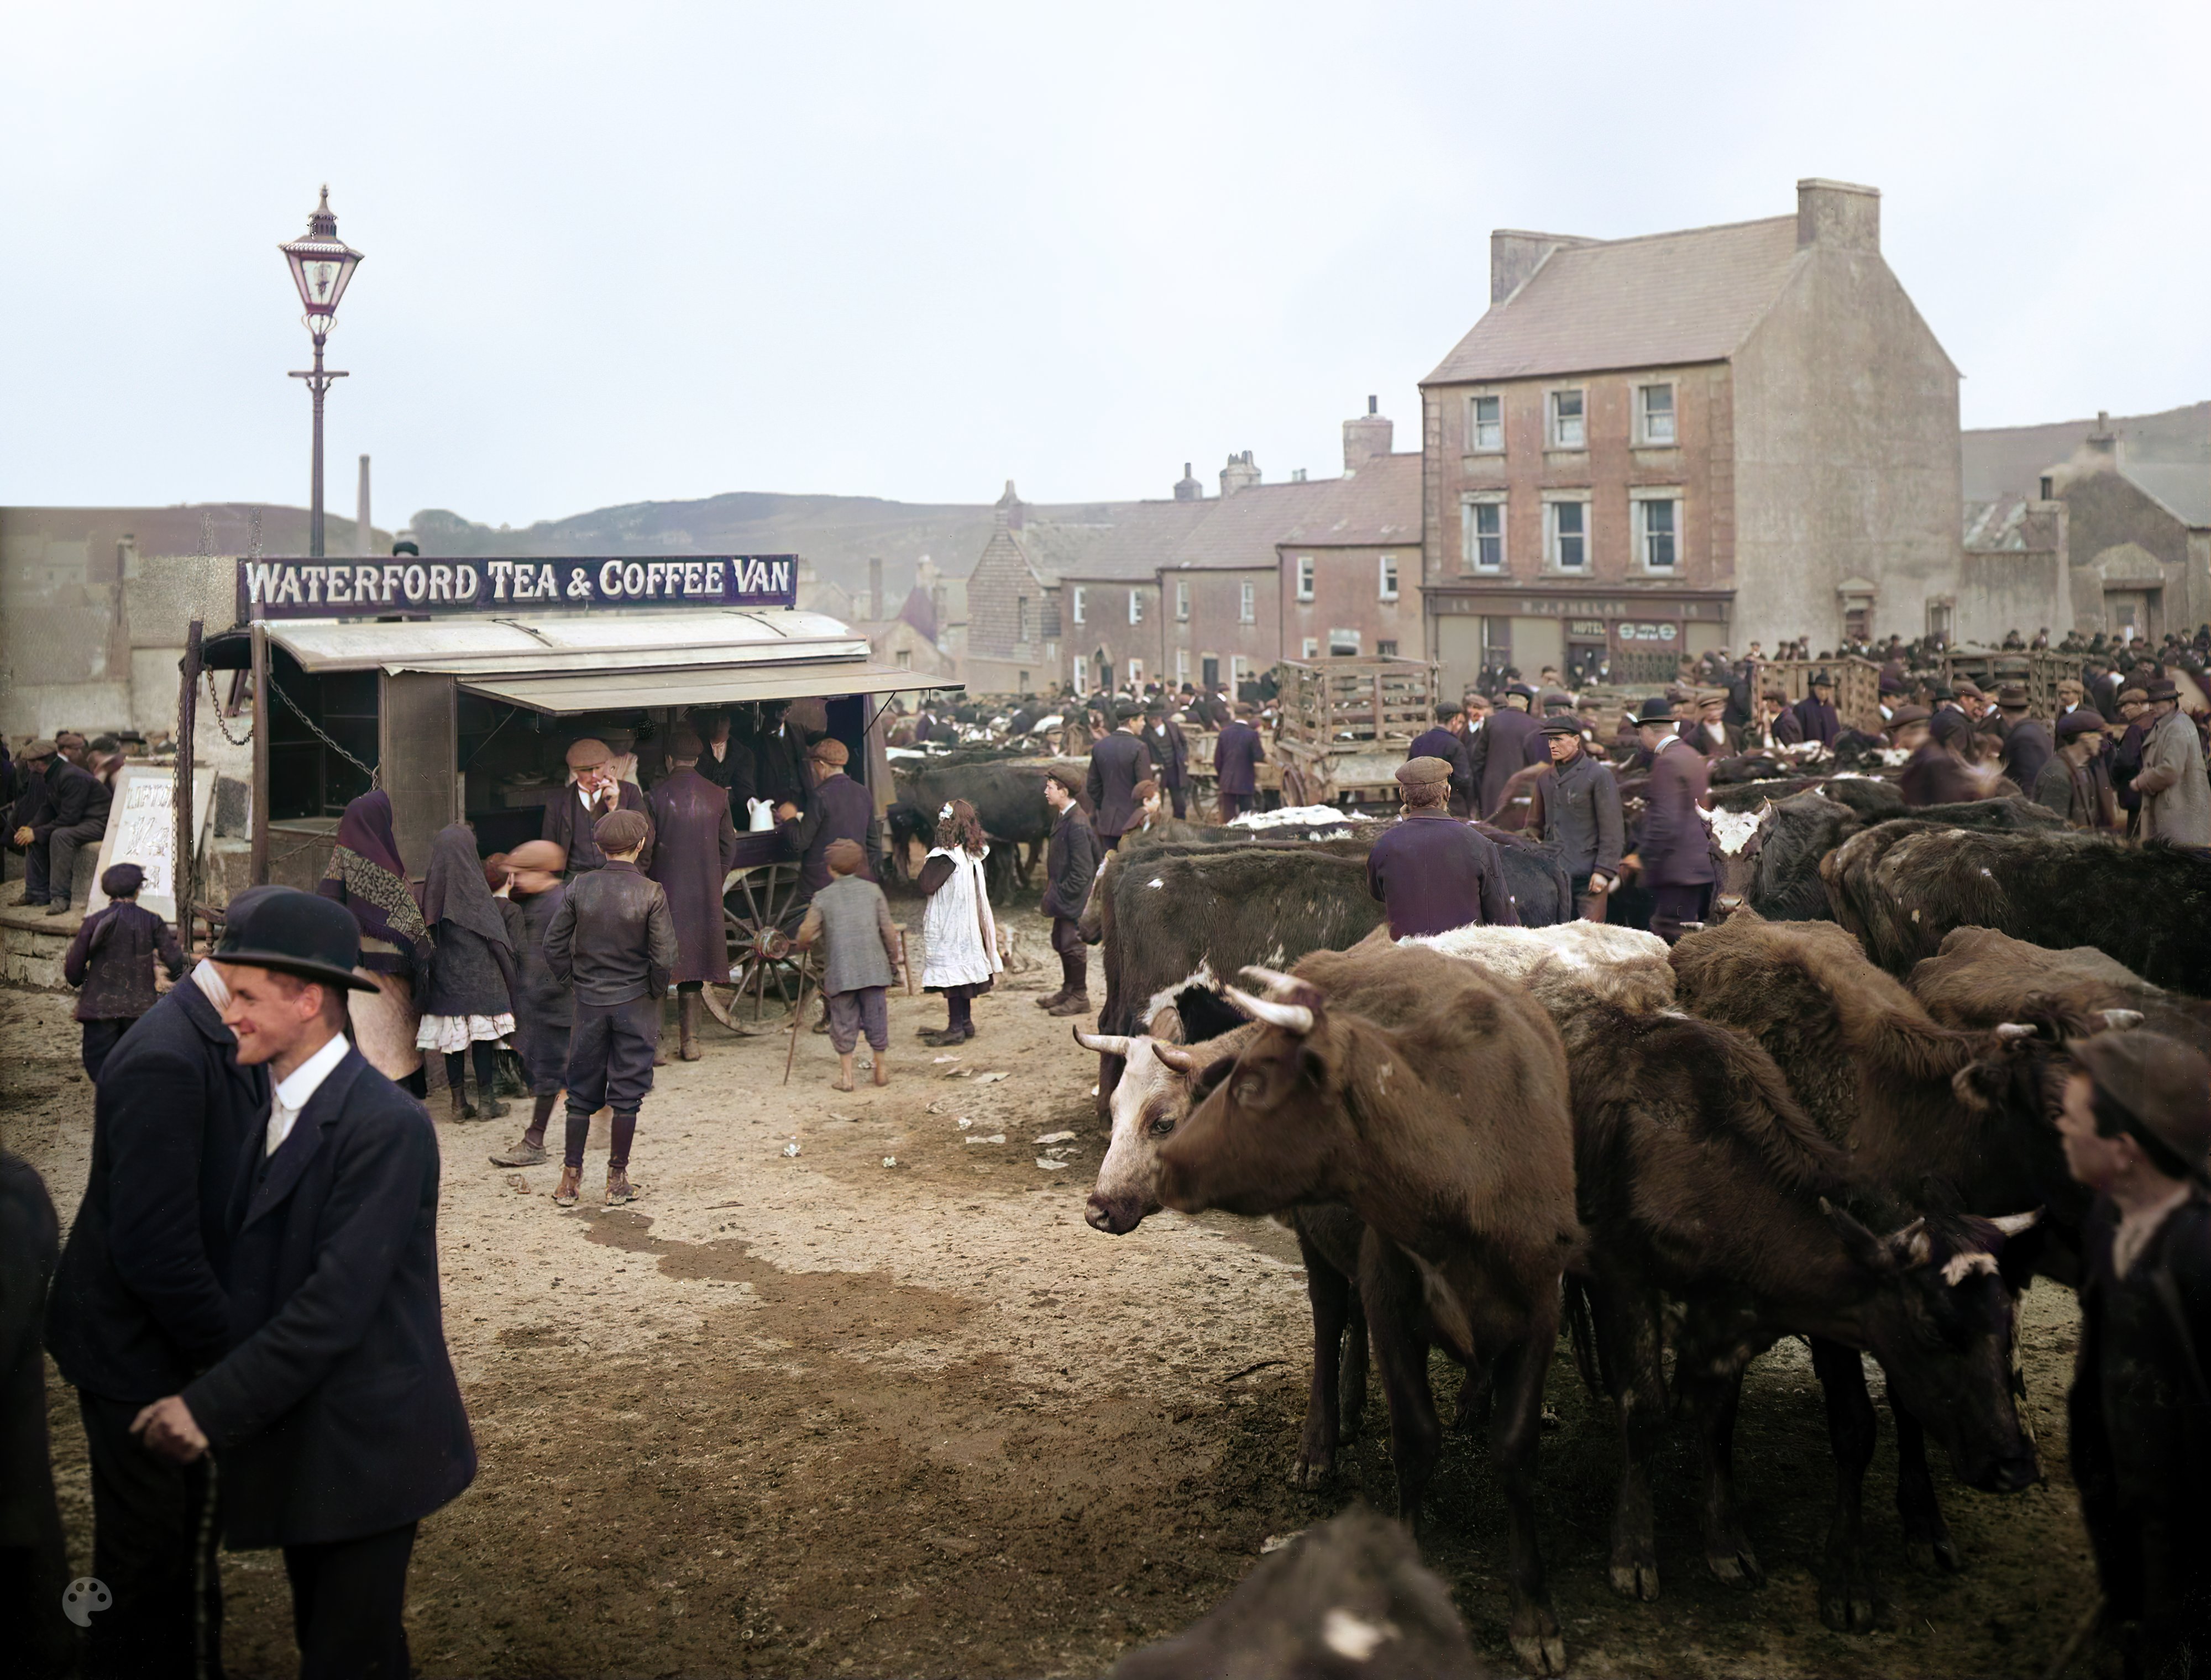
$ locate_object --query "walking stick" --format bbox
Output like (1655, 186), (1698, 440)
(901, 927), (916, 995)
(782, 960), (810, 1086)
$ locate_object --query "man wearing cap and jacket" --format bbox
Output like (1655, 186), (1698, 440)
(2035, 711), (2119, 831)
(1994, 685), (2052, 792)
(1407, 704), (1476, 818)
(2133, 678), (2211, 846)
(1536, 718), (1624, 920)
(45, 900), (274, 1680)
(1624, 697), (1716, 943)
(1365, 757), (1518, 938)
(1468, 685), (1542, 818)
(1680, 690), (1741, 759)
(1086, 705), (1155, 848)
(1790, 675), (1842, 748)
(2057, 1030), (2211, 1678)
(11, 738), (113, 914)
(542, 737), (652, 875)
(776, 735), (881, 896)
(1213, 705), (1265, 821)
(127, 888), (475, 1680)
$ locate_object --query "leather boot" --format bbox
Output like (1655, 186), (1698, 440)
(1034, 985), (1069, 1011)
(449, 1080), (473, 1122)
(679, 991), (703, 1061)
(605, 1166), (635, 1206)
(1046, 991), (1093, 1018)
(553, 1164), (582, 1207)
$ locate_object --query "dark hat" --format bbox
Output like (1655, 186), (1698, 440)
(1114, 701), (1143, 722)
(1995, 684), (2030, 709)
(100, 862), (145, 898)
(214, 886), (375, 991)
(1543, 689), (1576, 711)
(594, 809), (651, 854)
(1809, 670), (1835, 688)
(1396, 756), (1453, 789)
(1930, 685), (1956, 702)
(1761, 687), (1789, 704)
(1506, 683), (1537, 701)
(1633, 696), (1676, 725)
(1538, 716), (1584, 737)
(1878, 670), (1904, 695)
(1888, 705), (1932, 730)
(809, 736), (851, 767)
(19, 738), (58, 762)
(565, 737), (612, 770)
(664, 723), (703, 760)
(2056, 710), (2107, 741)
(2072, 1030), (2211, 1183)
(2144, 678), (2179, 702)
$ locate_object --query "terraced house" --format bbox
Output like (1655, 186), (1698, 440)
(1419, 178), (1961, 692)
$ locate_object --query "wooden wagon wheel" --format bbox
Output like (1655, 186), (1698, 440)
(701, 862), (823, 1031)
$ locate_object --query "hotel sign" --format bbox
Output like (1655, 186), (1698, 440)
(238, 554), (798, 621)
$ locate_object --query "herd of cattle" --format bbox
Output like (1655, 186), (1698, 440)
(884, 747), (2211, 1676)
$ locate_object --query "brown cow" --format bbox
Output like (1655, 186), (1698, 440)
(1155, 943), (1578, 1675)
(1566, 1004), (2041, 1626)
(1907, 925), (2209, 1055)
(1669, 916), (2082, 1602)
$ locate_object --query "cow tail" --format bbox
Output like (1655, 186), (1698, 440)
(1562, 1275), (1607, 1398)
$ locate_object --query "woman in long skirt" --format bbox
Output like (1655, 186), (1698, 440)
(916, 799), (1000, 1047)
(415, 822), (519, 1120)
(318, 790), (432, 1095)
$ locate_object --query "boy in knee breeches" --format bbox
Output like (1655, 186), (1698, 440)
(488, 841), (576, 1169)
(794, 838), (902, 1091)
(544, 810), (678, 1208)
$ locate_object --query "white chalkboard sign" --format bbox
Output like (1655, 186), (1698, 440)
(86, 764), (217, 923)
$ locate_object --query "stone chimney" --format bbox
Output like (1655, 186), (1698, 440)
(867, 556), (884, 621)
(1343, 395), (1393, 476)
(1490, 230), (1588, 304)
(996, 479), (1024, 532)
(1796, 179), (1880, 253)
(1219, 451), (1261, 498)
(356, 454), (373, 555)
(1173, 461), (1203, 502)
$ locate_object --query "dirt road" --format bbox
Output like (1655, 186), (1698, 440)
(4, 898), (2097, 1677)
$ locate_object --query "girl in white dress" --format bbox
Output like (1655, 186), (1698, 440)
(916, 799), (1000, 1046)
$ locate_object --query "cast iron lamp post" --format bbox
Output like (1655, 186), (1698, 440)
(278, 186), (363, 559)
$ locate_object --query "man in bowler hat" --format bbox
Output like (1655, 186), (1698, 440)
(130, 888), (476, 1680)
(1624, 696), (1717, 943)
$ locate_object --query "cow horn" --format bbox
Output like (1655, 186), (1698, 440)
(1073, 1029), (1135, 1058)
(1987, 1210), (2042, 1237)
(1152, 1042), (1203, 1074)
(2100, 1009), (2144, 1031)
(1993, 1022), (2036, 1041)
(1238, 965), (1303, 1000)
(1887, 1218), (1932, 1267)
(1224, 986), (1315, 1036)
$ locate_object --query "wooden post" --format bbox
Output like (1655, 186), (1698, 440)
(249, 615), (270, 885)
(176, 618), (203, 943)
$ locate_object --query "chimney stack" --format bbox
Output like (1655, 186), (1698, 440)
(868, 556), (884, 621)
(1342, 395), (1393, 475)
(1219, 451), (1261, 498)
(1490, 230), (1589, 304)
(356, 454), (373, 555)
(1795, 179), (1880, 253)
(1173, 461), (1203, 502)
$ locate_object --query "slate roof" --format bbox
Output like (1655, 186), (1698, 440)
(1424, 216), (1805, 385)
(1014, 499), (1217, 585)
(1962, 497), (2047, 552)
(1165, 454), (1423, 570)
(2124, 461), (2211, 529)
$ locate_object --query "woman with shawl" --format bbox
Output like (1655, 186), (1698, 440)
(415, 822), (519, 1120)
(318, 789), (433, 1095)
(915, 799), (1000, 1046)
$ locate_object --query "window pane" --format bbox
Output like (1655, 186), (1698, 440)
(1641, 498), (1676, 568)
(1473, 395), (1501, 450)
(1552, 391), (1584, 448)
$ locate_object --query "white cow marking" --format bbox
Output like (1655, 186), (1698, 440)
(1322, 1609), (1395, 1662)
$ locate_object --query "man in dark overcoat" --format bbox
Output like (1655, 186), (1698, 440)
(1790, 672), (1842, 748)
(542, 736), (652, 875)
(1086, 704), (1155, 848)
(1213, 704), (1266, 821)
(63, 861), (187, 1079)
(776, 736), (881, 901)
(1625, 697), (1717, 943)
(1406, 702), (1476, 817)
(1038, 771), (1102, 1017)
(1468, 685), (1541, 818)
(1536, 717), (1624, 921)
(1365, 758), (1518, 938)
(129, 890), (475, 1680)
(12, 738), (112, 914)
(2, 1151), (70, 1679)
(648, 724), (738, 1062)
(1144, 702), (1191, 818)
(1899, 708), (1990, 807)
(688, 709), (757, 822)
(1994, 685), (2052, 792)
(46, 929), (271, 1680)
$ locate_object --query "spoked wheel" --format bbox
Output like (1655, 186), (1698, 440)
(701, 862), (822, 1032)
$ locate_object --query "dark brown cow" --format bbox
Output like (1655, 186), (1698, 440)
(1566, 1004), (2040, 1627)
(1907, 925), (2211, 1056)
(1155, 944), (1578, 1675)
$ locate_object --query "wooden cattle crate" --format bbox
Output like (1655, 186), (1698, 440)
(1941, 647), (2086, 719)
(1274, 656), (1439, 748)
(1749, 655), (1883, 734)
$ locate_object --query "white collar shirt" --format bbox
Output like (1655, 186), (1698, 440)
(266, 1031), (349, 1157)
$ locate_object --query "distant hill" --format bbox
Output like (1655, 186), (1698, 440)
(1963, 400), (2209, 503)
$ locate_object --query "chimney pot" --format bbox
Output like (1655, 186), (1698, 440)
(1368, 395), (1377, 416)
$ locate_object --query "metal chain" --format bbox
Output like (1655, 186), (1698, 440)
(206, 668), (253, 746)
(270, 678), (380, 789)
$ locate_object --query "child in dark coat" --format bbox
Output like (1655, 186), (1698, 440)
(489, 841), (576, 1168)
(414, 823), (518, 1121)
(61, 863), (185, 1078)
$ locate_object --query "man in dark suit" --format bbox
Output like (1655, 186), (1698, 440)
(1467, 685), (1540, 818)
(1679, 690), (1741, 758)
(687, 708), (757, 821)
(46, 922), (273, 1679)
(1406, 702), (1476, 818)
(1790, 673), (1842, 748)
(1143, 703), (1191, 818)
(132, 889), (476, 1680)
(776, 736), (881, 899)
(11, 738), (113, 914)
(542, 736), (652, 875)
(1038, 772), (1102, 1017)
(1213, 704), (1266, 821)
(1625, 697), (1717, 943)
(1994, 685), (2052, 792)
(1085, 704), (1154, 848)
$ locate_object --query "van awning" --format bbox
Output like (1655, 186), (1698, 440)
(458, 663), (940, 715)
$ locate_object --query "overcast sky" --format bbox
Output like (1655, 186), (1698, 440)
(3, 2), (2205, 528)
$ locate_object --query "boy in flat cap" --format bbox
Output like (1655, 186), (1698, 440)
(793, 838), (902, 1090)
(2035, 711), (2119, 831)
(2058, 1031), (2211, 1677)
(1365, 757), (1518, 938)
(544, 809), (678, 1207)
(62, 862), (186, 1079)
(488, 842), (574, 1167)
(542, 736), (653, 875)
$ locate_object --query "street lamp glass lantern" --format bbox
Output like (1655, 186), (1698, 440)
(279, 185), (363, 339)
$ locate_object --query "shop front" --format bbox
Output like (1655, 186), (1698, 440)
(1426, 584), (1734, 694)
(204, 555), (946, 889)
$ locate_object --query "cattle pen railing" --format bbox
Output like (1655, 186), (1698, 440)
(1269, 655), (1440, 808)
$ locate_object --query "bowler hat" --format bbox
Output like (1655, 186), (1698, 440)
(1633, 696), (1676, 725)
(1809, 670), (1835, 688)
(1396, 756), (1453, 789)
(214, 886), (375, 992)
(1995, 685), (2030, 710)
(2072, 1030), (2211, 1183)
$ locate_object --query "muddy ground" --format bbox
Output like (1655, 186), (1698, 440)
(4, 885), (2098, 1678)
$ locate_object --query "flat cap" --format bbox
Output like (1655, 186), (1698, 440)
(2056, 710), (2106, 741)
(593, 809), (651, 854)
(2072, 1029), (2211, 1183)
(1542, 689), (1576, 711)
(19, 738), (58, 760)
(1696, 688), (1727, 706)
(1888, 705), (1932, 729)
(1396, 755), (1453, 788)
(506, 840), (567, 874)
(2119, 686), (2150, 706)
(1506, 683), (1537, 701)
(1538, 716), (1584, 737)
(565, 737), (612, 769)
(1761, 688), (1790, 704)
(100, 862), (145, 898)
(824, 838), (866, 875)
(809, 736), (851, 767)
